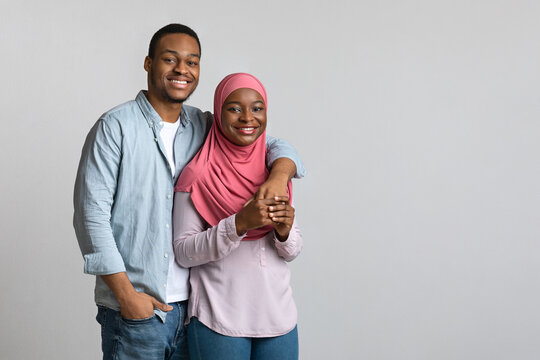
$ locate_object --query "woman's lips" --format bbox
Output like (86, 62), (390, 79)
(235, 127), (258, 135)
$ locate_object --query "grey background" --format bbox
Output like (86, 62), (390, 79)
(1, 0), (539, 359)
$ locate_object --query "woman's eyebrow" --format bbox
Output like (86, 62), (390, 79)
(224, 100), (265, 106)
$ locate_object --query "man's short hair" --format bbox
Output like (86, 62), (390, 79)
(148, 23), (201, 59)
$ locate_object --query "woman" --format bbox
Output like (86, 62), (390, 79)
(172, 73), (302, 360)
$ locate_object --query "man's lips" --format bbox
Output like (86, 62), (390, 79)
(168, 78), (191, 89)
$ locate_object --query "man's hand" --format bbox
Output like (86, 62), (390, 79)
(101, 272), (172, 320)
(255, 176), (288, 200)
(118, 291), (172, 320)
(255, 158), (296, 200)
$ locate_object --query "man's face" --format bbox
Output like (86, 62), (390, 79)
(144, 33), (200, 104)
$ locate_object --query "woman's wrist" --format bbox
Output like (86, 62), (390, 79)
(234, 213), (247, 236)
(275, 230), (290, 242)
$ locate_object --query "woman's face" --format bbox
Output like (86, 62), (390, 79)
(220, 88), (267, 146)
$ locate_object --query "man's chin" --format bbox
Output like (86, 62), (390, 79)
(165, 91), (194, 104)
(166, 97), (186, 104)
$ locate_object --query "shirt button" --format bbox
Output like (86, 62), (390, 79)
(167, 194), (172, 199)
(154, 138), (158, 142)
(163, 284), (167, 288)
(164, 253), (168, 258)
(166, 223), (170, 228)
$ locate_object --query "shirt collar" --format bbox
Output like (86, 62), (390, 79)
(135, 90), (190, 129)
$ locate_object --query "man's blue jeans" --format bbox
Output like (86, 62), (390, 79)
(96, 301), (189, 360)
(187, 317), (298, 360)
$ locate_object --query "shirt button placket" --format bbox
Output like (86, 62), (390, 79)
(260, 242), (267, 267)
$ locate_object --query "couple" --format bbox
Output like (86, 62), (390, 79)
(74, 24), (304, 360)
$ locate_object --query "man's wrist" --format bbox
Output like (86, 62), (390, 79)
(100, 272), (137, 305)
(269, 158), (296, 182)
(267, 171), (290, 183)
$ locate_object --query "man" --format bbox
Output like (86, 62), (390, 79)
(73, 24), (304, 359)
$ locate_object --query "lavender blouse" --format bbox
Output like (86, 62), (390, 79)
(172, 191), (302, 337)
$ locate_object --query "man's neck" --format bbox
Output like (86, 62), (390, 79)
(145, 91), (183, 123)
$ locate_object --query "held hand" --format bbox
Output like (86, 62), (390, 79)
(236, 198), (285, 235)
(268, 196), (295, 241)
(256, 157), (296, 200)
(255, 174), (289, 200)
(119, 291), (173, 319)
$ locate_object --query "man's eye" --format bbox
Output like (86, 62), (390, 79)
(164, 58), (175, 63)
(188, 61), (199, 66)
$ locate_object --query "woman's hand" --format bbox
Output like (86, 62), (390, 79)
(235, 197), (287, 236)
(268, 196), (295, 241)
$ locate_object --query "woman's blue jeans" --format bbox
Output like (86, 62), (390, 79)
(187, 317), (298, 360)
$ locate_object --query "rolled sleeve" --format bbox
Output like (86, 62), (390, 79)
(83, 252), (125, 275)
(265, 135), (306, 179)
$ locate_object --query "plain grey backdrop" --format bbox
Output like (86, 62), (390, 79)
(1, 0), (539, 359)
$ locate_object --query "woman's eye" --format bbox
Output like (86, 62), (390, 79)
(253, 107), (263, 112)
(228, 107), (241, 113)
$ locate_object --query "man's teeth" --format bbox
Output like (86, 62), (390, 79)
(170, 80), (187, 84)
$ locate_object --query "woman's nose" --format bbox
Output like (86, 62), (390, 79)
(240, 111), (254, 122)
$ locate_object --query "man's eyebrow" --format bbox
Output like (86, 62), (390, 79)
(162, 49), (200, 58)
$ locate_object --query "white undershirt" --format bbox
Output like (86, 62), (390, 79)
(160, 120), (190, 303)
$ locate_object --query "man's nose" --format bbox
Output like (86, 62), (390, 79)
(174, 61), (188, 74)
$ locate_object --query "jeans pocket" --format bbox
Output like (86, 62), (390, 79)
(96, 305), (109, 326)
(121, 314), (156, 325)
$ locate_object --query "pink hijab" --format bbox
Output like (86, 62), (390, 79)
(175, 73), (291, 240)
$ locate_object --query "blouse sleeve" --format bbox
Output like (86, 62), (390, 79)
(273, 219), (303, 262)
(172, 191), (245, 268)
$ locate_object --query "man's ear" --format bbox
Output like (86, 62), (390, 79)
(144, 56), (152, 72)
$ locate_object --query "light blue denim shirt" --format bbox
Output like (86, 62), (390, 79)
(73, 91), (305, 320)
